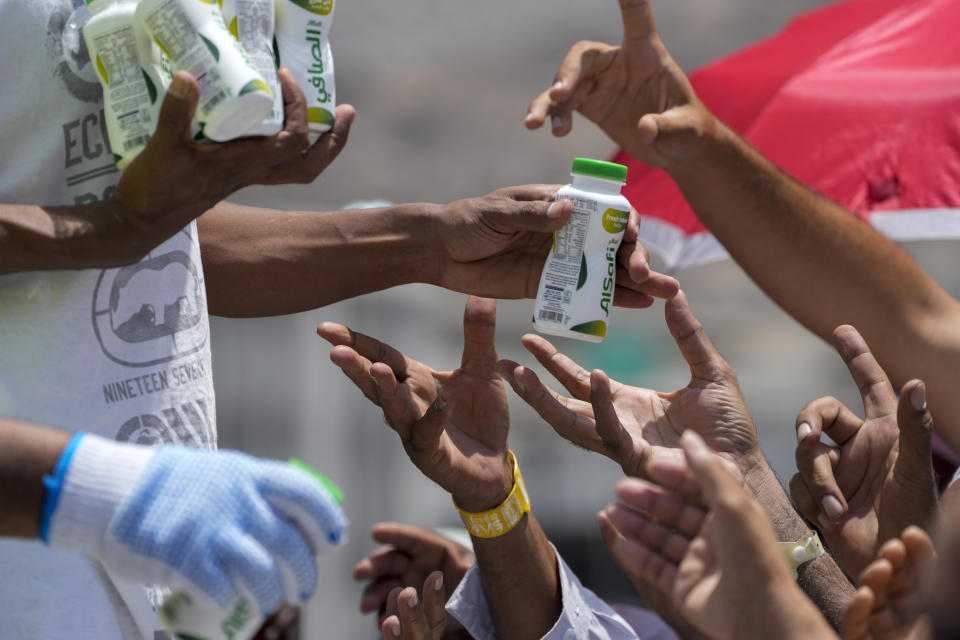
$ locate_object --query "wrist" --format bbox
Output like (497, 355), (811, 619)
(44, 434), (155, 554)
(453, 452), (529, 538)
(662, 113), (731, 180)
(418, 202), (448, 288)
(451, 455), (514, 513)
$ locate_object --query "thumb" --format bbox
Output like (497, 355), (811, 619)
(893, 379), (935, 485)
(153, 71), (198, 148)
(637, 106), (707, 160)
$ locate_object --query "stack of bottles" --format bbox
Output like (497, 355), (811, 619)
(83, 0), (337, 170)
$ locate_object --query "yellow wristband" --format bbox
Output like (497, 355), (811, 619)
(778, 532), (825, 579)
(454, 451), (531, 539)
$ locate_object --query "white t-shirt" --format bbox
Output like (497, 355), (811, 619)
(0, 1), (216, 638)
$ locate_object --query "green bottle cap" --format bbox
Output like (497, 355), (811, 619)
(289, 459), (344, 504)
(571, 157), (628, 183)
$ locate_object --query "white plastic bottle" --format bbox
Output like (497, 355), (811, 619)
(221, 0), (283, 136)
(533, 158), (632, 343)
(275, 0), (336, 138)
(83, 0), (168, 169)
(136, 0), (274, 141)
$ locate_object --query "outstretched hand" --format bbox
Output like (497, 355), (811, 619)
(788, 325), (938, 578)
(318, 296), (513, 513)
(525, 0), (713, 169)
(498, 291), (760, 478)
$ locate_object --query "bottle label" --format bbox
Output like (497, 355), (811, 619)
(534, 194), (629, 342)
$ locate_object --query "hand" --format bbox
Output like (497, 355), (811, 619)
(354, 522), (474, 635)
(600, 431), (834, 640)
(525, 0), (714, 170)
(113, 69), (354, 253)
(380, 572), (448, 640)
(317, 296), (513, 512)
(44, 434), (347, 617)
(842, 527), (934, 640)
(788, 325), (938, 578)
(432, 184), (679, 308)
(498, 290), (761, 478)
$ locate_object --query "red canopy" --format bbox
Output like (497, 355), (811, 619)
(614, 0), (960, 269)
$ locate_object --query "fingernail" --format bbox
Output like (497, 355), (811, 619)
(911, 384), (927, 413)
(391, 625), (400, 637)
(553, 81), (564, 91)
(821, 495), (844, 520)
(796, 422), (812, 443)
(547, 201), (566, 218)
(551, 115), (563, 131)
(169, 74), (188, 99)
(407, 591), (418, 608)
(434, 575), (443, 591)
(525, 112), (535, 123)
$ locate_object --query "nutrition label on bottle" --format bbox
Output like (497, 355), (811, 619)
(143, 2), (226, 118)
(536, 196), (596, 324)
(92, 26), (154, 153)
(235, 0), (281, 117)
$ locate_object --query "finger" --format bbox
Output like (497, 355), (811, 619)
(831, 325), (897, 419)
(892, 380), (936, 504)
(278, 67), (310, 139)
(591, 369), (640, 466)
(490, 184), (562, 202)
(664, 291), (731, 382)
(153, 72), (198, 149)
(618, 0), (657, 41)
(317, 323), (410, 376)
(645, 453), (703, 500)
(409, 390), (452, 457)
(857, 558), (893, 608)
(370, 522), (449, 557)
(499, 362), (605, 453)
(223, 534), (285, 616)
(615, 477), (707, 537)
(547, 40), (605, 106)
(381, 615), (401, 640)
(615, 244), (680, 300)
(521, 333), (593, 401)
(360, 577), (403, 614)
(421, 572), (446, 639)
(876, 537), (909, 593)
(460, 297), (499, 377)
(525, 89), (554, 130)
(385, 586), (402, 621)
(612, 284), (656, 310)
(261, 517), (319, 603)
(605, 503), (691, 563)
(396, 587), (432, 640)
(299, 103), (356, 178)
(328, 345), (379, 404)
(485, 196), (573, 233)
(353, 547), (410, 582)
(901, 525), (935, 575)
(795, 437), (847, 523)
(841, 586), (875, 640)
(788, 473), (822, 526)
(598, 509), (678, 594)
(796, 395), (865, 447)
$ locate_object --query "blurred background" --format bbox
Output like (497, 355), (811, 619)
(216, 0), (960, 636)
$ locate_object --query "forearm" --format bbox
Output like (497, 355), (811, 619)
(0, 419), (71, 538)
(743, 456), (854, 629)
(667, 123), (960, 448)
(0, 201), (172, 274)
(198, 202), (440, 317)
(472, 514), (561, 640)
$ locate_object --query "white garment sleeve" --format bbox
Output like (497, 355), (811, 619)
(949, 465), (960, 489)
(445, 544), (639, 640)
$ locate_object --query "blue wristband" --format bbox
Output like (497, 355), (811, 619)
(39, 432), (86, 544)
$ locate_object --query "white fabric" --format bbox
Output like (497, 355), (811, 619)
(948, 465), (960, 489)
(48, 434), (156, 555)
(446, 546), (639, 640)
(0, 1), (216, 637)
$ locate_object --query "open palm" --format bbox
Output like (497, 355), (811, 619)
(498, 292), (760, 479)
(318, 296), (513, 512)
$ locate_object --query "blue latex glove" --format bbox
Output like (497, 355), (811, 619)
(42, 433), (347, 616)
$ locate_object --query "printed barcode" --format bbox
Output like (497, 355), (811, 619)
(539, 310), (564, 323)
(123, 135), (150, 152)
(202, 90), (228, 116)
